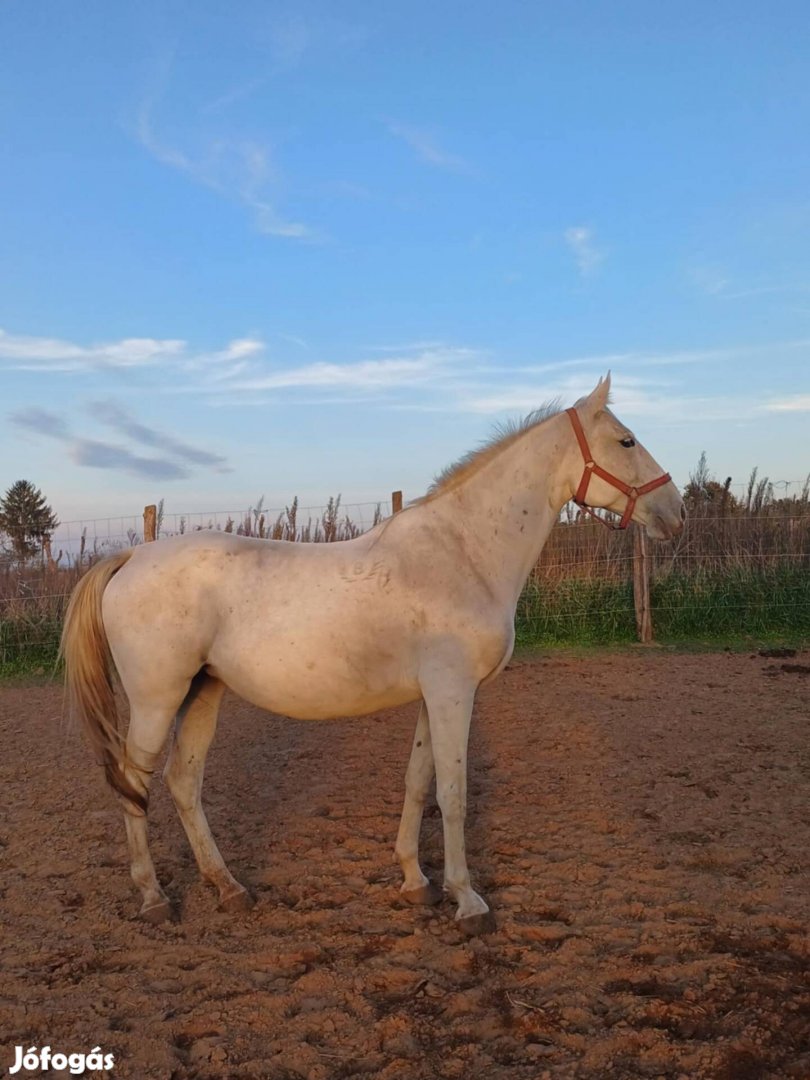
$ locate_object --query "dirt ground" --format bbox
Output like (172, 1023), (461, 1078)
(0, 649), (808, 1080)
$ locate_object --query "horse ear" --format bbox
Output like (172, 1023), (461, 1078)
(582, 372), (611, 415)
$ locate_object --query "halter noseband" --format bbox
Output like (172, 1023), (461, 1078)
(565, 407), (672, 530)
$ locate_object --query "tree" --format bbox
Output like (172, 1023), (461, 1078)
(0, 480), (59, 561)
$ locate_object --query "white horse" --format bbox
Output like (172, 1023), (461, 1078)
(61, 375), (684, 934)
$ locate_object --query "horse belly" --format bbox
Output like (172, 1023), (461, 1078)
(207, 628), (420, 721)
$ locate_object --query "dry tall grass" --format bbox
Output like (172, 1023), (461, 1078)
(2, 479), (809, 673)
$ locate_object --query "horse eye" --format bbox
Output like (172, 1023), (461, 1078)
(620, 436), (635, 448)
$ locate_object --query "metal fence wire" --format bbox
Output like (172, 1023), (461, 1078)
(1, 499), (809, 661)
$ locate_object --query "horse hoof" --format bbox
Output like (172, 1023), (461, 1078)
(457, 910), (497, 936)
(219, 888), (255, 914)
(139, 899), (172, 924)
(401, 882), (444, 907)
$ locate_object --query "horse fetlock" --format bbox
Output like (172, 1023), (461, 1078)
(218, 885), (255, 914)
(457, 909), (497, 937)
(398, 860), (429, 888)
(394, 839), (418, 866)
(400, 880), (443, 906)
(452, 887), (490, 920)
(138, 897), (173, 924)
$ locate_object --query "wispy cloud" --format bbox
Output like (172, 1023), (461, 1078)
(763, 394), (810, 412)
(512, 341), (808, 377)
(201, 75), (269, 116)
(688, 263), (810, 302)
(9, 402), (231, 480)
(0, 327), (185, 372)
(182, 336), (265, 373)
(373, 340), (810, 424)
(7, 323), (808, 431)
(689, 264), (730, 296)
(263, 11), (369, 69)
(453, 377), (759, 425)
(204, 345), (476, 394)
(8, 407), (71, 439)
(70, 439), (189, 480)
(387, 121), (471, 173)
(0, 327), (262, 376)
(136, 61), (317, 241)
(89, 401), (232, 471)
(564, 226), (605, 276)
(277, 333), (310, 350)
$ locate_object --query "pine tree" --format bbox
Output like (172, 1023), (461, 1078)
(0, 480), (59, 560)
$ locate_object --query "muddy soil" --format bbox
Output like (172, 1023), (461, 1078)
(1, 649), (808, 1079)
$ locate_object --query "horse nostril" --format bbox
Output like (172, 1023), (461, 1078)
(680, 505), (687, 522)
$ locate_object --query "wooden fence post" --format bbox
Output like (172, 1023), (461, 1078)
(143, 504), (157, 543)
(42, 537), (56, 571)
(391, 490), (403, 514)
(633, 524), (653, 643)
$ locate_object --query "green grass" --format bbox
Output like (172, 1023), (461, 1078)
(650, 566), (810, 640)
(1, 567), (808, 680)
(0, 616), (61, 680)
(516, 566), (810, 647)
(516, 578), (637, 646)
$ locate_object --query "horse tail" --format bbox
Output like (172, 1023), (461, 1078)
(59, 549), (146, 813)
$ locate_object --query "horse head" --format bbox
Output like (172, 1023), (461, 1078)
(568, 374), (685, 539)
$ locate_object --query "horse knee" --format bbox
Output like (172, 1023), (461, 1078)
(436, 789), (466, 823)
(164, 742), (199, 796)
(165, 772), (199, 815)
(404, 775), (432, 804)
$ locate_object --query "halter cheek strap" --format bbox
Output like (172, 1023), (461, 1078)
(565, 407), (671, 530)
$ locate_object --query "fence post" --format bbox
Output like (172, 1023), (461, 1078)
(143, 504), (157, 543)
(391, 490), (403, 514)
(42, 537), (55, 571)
(633, 524), (653, 643)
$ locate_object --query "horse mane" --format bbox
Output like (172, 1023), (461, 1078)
(419, 400), (563, 502)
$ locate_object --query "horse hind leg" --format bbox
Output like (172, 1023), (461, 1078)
(163, 673), (252, 913)
(120, 701), (179, 923)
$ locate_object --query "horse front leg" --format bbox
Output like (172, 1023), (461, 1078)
(422, 673), (495, 935)
(395, 701), (442, 905)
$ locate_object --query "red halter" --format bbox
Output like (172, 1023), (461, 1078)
(566, 407), (672, 530)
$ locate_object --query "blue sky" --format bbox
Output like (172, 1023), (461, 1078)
(2, 0), (809, 527)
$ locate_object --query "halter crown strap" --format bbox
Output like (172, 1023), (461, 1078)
(565, 407), (671, 530)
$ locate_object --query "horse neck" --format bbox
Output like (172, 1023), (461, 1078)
(427, 412), (578, 605)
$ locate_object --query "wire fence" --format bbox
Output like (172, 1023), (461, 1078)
(44, 500), (391, 559)
(1, 495), (809, 666)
